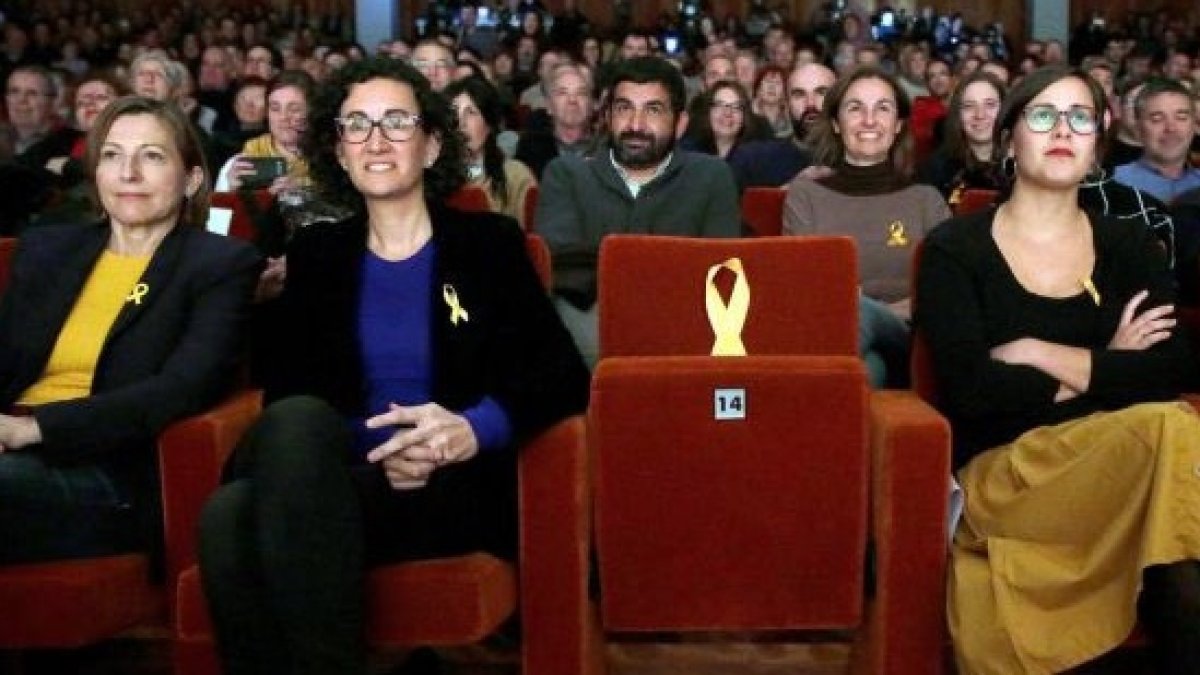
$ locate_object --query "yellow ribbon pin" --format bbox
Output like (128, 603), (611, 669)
(704, 257), (751, 356)
(443, 284), (469, 325)
(126, 282), (149, 305)
(1080, 276), (1101, 306)
(886, 220), (909, 247)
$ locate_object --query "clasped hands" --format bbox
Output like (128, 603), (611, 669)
(0, 414), (42, 453)
(364, 403), (478, 491)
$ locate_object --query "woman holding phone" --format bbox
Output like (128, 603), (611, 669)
(214, 70), (316, 194)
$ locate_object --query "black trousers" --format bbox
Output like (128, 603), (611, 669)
(198, 396), (516, 675)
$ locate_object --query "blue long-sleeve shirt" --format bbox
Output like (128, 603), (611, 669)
(354, 242), (512, 457)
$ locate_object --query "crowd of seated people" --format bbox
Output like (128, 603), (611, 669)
(1, 1), (1200, 673)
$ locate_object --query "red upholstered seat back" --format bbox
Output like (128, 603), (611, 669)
(740, 187), (786, 237)
(0, 237), (15, 295)
(445, 185), (491, 212)
(209, 190), (274, 242)
(909, 96), (947, 165)
(598, 235), (859, 358)
(591, 356), (869, 630)
(523, 184), (539, 232)
(592, 234), (870, 632)
(524, 233), (551, 291)
(951, 188), (999, 217)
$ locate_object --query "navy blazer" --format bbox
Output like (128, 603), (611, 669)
(0, 220), (260, 553)
(263, 204), (589, 447)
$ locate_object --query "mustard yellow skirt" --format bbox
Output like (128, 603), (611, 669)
(949, 402), (1200, 675)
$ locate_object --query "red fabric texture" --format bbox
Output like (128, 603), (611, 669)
(909, 96), (947, 165)
(209, 190), (275, 242)
(523, 184), (539, 233)
(0, 555), (163, 648)
(445, 185), (491, 212)
(598, 235), (859, 358)
(741, 187), (787, 237)
(0, 237), (14, 293)
(951, 188), (999, 217)
(525, 234), (552, 291)
(0, 392), (255, 650)
(592, 356), (870, 630)
(592, 234), (950, 674)
(172, 416), (593, 675)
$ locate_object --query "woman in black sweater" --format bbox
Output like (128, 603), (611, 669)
(917, 65), (1200, 675)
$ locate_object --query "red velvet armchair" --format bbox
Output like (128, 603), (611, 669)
(209, 190), (275, 241)
(740, 187), (787, 237)
(588, 235), (951, 675)
(949, 188), (999, 217)
(170, 235), (597, 675)
(0, 237), (14, 292)
(0, 390), (262, 652)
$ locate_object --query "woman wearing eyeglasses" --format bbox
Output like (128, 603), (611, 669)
(197, 57), (589, 674)
(682, 80), (768, 160)
(916, 66), (1200, 675)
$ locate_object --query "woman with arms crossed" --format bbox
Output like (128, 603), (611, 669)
(917, 66), (1200, 674)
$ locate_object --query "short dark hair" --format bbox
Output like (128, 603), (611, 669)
(606, 56), (687, 115)
(266, 69), (316, 104)
(304, 56), (465, 214)
(85, 96), (211, 228)
(994, 65), (1107, 152)
(1134, 76), (1193, 119)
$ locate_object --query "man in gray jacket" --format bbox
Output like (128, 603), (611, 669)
(536, 56), (741, 366)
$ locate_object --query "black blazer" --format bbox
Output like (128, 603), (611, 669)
(264, 205), (589, 446)
(0, 220), (260, 554)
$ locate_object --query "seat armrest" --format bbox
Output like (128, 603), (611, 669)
(864, 390), (951, 675)
(158, 390), (263, 587)
(517, 415), (600, 675)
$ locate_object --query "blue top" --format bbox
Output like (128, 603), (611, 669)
(1112, 159), (1200, 204)
(354, 240), (512, 457)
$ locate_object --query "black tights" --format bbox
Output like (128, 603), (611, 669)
(1140, 559), (1200, 675)
(198, 396), (516, 675)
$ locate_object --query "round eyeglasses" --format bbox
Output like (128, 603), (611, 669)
(1022, 104), (1098, 135)
(334, 111), (423, 144)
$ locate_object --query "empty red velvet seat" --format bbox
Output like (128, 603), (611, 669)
(587, 235), (951, 675)
(209, 189), (275, 242)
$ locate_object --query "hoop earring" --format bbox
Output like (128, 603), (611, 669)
(1001, 156), (1016, 180)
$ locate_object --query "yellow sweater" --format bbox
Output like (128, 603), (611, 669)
(18, 251), (151, 405)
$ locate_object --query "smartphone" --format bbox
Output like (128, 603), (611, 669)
(242, 157), (287, 189)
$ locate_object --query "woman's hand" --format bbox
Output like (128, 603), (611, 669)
(364, 403), (480, 491)
(254, 256), (287, 303)
(0, 414), (42, 452)
(225, 156), (255, 191)
(1109, 290), (1175, 351)
(989, 337), (1043, 366)
(268, 175), (302, 196)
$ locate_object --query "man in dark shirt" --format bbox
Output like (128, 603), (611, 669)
(515, 62), (594, 179)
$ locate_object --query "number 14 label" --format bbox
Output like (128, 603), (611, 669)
(714, 388), (746, 421)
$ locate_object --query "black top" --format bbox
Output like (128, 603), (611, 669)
(915, 208), (1197, 470)
(916, 146), (1002, 200)
(263, 204), (589, 447)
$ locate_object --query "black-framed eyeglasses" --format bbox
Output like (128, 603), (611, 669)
(1022, 104), (1098, 135)
(334, 111), (423, 144)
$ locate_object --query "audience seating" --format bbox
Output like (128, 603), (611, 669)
(740, 187), (787, 237)
(445, 184), (491, 213)
(909, 96), (947, 166)
(170, 235), (597, 675)
(587, 235), (951, 675)
(523, 184), (539, 232)
(949, 188), (999, 217)
(0, 390), (261, 652)
(0, 237), (14, 293)
(208, 190), (275, 241)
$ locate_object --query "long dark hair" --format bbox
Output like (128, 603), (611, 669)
(444, 75), (510, 206)
(304, 56), (466, 214)
(943, 70), (1007, 170)
(685, 80), (760, 156)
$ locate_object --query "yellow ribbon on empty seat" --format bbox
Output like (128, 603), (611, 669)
(705, 257), (750, 356)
